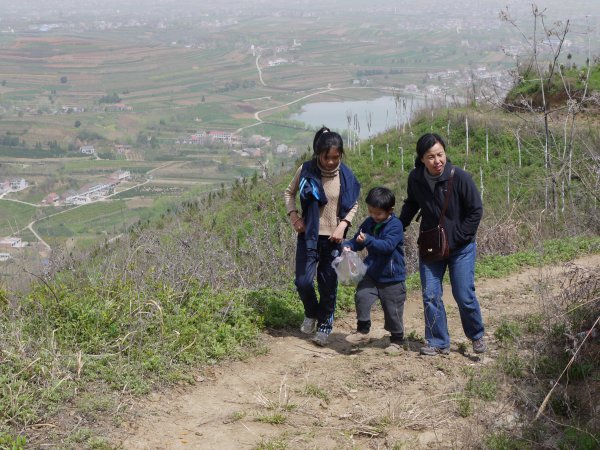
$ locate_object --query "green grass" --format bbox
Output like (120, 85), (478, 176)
(497, 351), (525, 378)
(477, 236), (600, 279)
(558, 427), (600, 450)
(0, 432), (26, 450)
(303, 384), (330, 403)
(255, 413), (287, 425)
(0, 200), (37, 235)
(61, 160), (155, 172)
(0, 281), (265, 429)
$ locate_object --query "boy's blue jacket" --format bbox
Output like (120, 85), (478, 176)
(343, 213), (406, 283)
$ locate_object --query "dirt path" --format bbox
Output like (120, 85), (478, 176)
(114, 255), (600, 449)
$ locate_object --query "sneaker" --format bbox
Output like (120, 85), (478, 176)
(312, 331), (329, 346)
(345, 331), (372, 345)
(300, 317), (317, 334)
(384, 342), (403, 355)
(472, 337), (487, 354)
(419, 345), (450, 356)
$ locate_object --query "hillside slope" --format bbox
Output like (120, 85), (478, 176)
(113, 255), (600, 449)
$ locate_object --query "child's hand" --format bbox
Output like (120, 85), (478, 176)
(356, 230), (366, 244)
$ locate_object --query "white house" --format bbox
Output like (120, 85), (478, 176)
(275, 143), (288, 154)
(9, 178), (28, 191)
(0, 237), (26, 248)
(268, 58), (288, 67)
(80, 145), (95, 155)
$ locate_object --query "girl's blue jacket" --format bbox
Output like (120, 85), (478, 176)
(343, 213), (406, 283)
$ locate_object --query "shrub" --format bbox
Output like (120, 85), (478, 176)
(494, 319), (523, 344)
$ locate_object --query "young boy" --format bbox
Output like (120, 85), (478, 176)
(342, 187), (406, 354)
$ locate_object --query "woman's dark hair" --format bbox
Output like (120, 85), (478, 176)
(313, 126), (344, 157)
(415, 133), (446, 168)
(365, 186), (395, 210)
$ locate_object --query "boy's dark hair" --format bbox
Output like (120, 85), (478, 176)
(313, 126), (344, 157)
(415, 132), (446, 168)
(365, 187), (395, 210)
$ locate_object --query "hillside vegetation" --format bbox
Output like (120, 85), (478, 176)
(505, 61), (600, 112)
(1, 100), (599, 448)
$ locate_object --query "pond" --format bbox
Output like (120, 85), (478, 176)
(289, 95), (425, 139)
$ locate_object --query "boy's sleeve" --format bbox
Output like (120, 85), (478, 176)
(342, 219), (367, 251)
(363, 219), (403, 255)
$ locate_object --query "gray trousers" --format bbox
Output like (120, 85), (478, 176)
(355, 275), (406, 338)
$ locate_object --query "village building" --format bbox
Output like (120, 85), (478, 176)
(42, 193), (60, 204)
(0, 253), (12, 262)
(0, 178), (28, 193)
(0, 237), (26, 248)
(268, 58), (288, 67)
(105, 103), (133, 112)
(114, 144), (132, 154)
(61, 106), (85, 113)
(9, 178), (28, 191)
(275, 143), (288, 154)
(177, 130), (241, 145)
(207, 130), (234, 143)
(80, 145), (95, 155)
(64, 183), (114, 205)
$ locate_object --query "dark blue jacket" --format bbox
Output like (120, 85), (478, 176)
(343, 214), (406, 283)
(299, 160), (360, 250)
(399, 161), (482, 252)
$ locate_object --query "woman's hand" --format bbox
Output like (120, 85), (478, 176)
(329, 221), (348, 243)
(290, 212), (305, 234)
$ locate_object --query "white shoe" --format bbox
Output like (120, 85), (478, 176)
(300, 317), (317, 334)
(312, 331), (329, 346)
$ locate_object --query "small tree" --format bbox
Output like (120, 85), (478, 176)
(499, 4), (599, 217)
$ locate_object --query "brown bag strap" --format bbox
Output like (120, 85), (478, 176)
(439, 167), (455, 226)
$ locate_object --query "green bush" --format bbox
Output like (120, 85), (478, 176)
(558, 427), (600, 450)
(494, 319), (523, 344)
(247, 288), (303, 328)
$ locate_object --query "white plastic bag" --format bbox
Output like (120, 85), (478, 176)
(332, 250), (367, 285)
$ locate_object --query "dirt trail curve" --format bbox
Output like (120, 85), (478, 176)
(115, 255), (600, 449)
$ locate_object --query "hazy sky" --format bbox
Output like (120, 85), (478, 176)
(2, 0), (600, 19)
(1, 0), (598, 53)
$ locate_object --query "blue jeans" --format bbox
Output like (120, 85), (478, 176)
(419, 241), (484, 349)
(295, 235), (340, 333)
